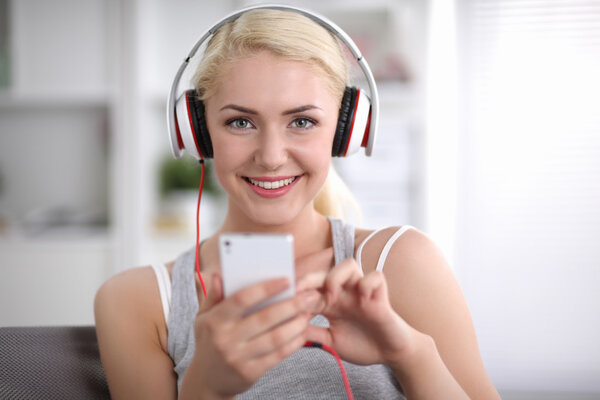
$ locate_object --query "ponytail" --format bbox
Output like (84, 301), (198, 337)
(314, 165), (362, 223)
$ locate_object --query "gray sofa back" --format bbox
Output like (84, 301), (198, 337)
(0, 326), (110, 399)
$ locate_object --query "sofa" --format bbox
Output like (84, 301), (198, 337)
(0, 326), (110, 399)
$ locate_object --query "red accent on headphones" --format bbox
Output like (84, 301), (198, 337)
(361, 109), (372, 148)
(174, 113), (185, 151)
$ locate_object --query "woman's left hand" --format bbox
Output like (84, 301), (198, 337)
(299, 259), (420, 367)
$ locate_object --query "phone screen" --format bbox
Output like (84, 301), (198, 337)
(219, 233), (295, 314)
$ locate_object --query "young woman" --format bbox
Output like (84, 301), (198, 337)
(95, 7), (501, 400)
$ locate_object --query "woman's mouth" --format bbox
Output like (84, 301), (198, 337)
(245, 176), (297, 189)
(243, 175), (302, 198)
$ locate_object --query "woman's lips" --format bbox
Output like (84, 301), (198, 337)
(243, 175), (302, 198)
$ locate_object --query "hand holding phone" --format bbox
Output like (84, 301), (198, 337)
(219, 233), (295, 315)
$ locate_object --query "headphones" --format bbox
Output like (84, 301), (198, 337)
(167, 4), (379, 160)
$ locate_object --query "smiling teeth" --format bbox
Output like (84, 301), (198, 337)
(248, 177), (296, 189)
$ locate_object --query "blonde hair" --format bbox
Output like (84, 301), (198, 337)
(194, 8), (361, 221)
(314, 164), (363, 223)
(193, 9), (347, 102)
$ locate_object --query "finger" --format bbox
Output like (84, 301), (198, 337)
(198, 273), (224, 313)
(371, 272), (389, 301)
(242, 312), (312, 359)
(324, 259), (363, 304)
(246, 333), (308, 378)
(218, 277), (291, 321)
(303, 289), (326, 314)
(358, 271), (387, 302)
(304, 325), (334, 348)
(295, 246), (334, 277)
(238, 290), (321, 341)
(296, 271), (328, 292)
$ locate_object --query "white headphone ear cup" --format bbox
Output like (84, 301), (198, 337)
(342, 89), (372, 157)
(175, 92), (202, 160)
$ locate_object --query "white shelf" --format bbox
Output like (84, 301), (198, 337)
(0, 231), (112, 249)
(0, 221), (112, 246)
(0, 90), (112, 109)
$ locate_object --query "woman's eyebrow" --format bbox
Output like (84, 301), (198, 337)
(219, 104), (322, 115)
(282, 105), (322, 115)
(219, 104), (257, 114)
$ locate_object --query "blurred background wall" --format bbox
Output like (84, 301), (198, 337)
(0, 0), (598, 398)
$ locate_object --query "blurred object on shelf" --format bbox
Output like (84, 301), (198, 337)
(20, 205), (107, 236)
(154, 189), (226, 237)
(154, 190), (199, 235)
(158, 155), (223, 198)
(155, 155), (226, 236)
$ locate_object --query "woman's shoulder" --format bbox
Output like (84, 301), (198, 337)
(96, 260), (176, 301)
(354, 224), (432, 274)
(354, 225), (455, 307)
(95, 265), (159, 305)
(94, 264), (179, 397)
(94, 264), (170, 351)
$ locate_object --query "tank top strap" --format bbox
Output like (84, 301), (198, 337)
(167, 246), (199, 384)
(328, 217), (355, 265)
(151, 262), (172, 327)
(355, 225), (415, 272)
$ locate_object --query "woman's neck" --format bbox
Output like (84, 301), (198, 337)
(216, 203), (332, 259)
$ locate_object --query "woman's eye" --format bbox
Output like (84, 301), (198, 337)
(290, 118), (315, 129)
(227, 118), (254, 130)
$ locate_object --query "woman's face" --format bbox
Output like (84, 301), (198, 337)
(204, 51), (340, 227)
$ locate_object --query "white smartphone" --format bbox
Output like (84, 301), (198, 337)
(219, 233), (295, 315)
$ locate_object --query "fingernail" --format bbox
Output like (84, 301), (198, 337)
(326, 289), (337, 306)
(275, 277), (290, 289)
(302, 291), (320, 308)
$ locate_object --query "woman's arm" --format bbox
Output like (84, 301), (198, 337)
(302, 226), (500, 399)
(304, 259), (473, 399)
(362, 227), (501, 399)
(94, 267), (178, 400)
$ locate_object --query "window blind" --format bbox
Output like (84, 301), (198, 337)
(457, 0), (600, 391)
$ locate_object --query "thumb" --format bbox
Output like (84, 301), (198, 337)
(198, 273), (224, 313)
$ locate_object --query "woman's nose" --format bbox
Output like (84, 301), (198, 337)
(253, 127), (288, 170)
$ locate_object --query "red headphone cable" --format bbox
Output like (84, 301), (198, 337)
(195, 159), (207, 297)
(304, 341), (354, 400)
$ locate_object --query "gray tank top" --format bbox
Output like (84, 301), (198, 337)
(167, 218), (405, 399)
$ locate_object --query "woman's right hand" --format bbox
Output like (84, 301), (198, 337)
(181, 272), (320, 399)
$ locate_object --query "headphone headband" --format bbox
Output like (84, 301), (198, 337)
(167, 3), (379, 158)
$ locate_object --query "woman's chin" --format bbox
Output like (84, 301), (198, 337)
(248, 210), (298, 228)
(242, 203), (314, 229)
